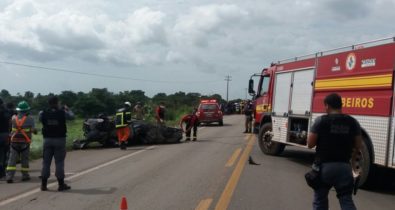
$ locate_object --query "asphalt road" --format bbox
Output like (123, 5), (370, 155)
(0, 115), (394, 210)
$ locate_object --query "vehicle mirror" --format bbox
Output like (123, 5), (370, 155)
(248, 79), (255, 95)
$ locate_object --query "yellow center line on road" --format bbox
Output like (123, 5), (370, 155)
(214, 134), (255, 210)
(225, 148), (242, 168)
(195, 198), (213, 210)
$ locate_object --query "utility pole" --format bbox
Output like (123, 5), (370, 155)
(245, 88), (248, 100)
(225, 75), (232, 102)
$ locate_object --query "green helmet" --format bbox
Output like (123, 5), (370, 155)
(16, 101), (31, 112)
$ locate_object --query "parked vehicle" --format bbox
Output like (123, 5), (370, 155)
(196, 99), (223, 126)
(248, 37), (395, 186)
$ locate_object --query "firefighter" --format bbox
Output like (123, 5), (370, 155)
(116, 102), (132, 150)
(6, 101), (37, 183)
(133, 101), (145, 120)
(243, 100), (253, 133)
(155, 102), (166, 125)
(39, 96), (74, 191)
(0, 98), (12, 179)
(180, 108), (199, 141)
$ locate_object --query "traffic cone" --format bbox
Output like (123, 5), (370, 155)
(120, 196), (128, 210)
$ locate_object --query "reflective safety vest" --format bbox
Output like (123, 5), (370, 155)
(10, 115), (32, 143)
(115, 109), (132, 128)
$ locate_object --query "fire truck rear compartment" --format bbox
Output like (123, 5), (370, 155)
(287, 117), (308, 145)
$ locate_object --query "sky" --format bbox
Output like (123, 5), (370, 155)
(0, 0), (394, 99)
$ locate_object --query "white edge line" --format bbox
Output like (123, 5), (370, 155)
(0, 146), (156, 207)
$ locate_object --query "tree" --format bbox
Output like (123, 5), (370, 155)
(0, 89), (11, 100)
(59, 91), (78, 107)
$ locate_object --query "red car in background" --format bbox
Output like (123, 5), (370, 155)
(196, 99), (223, 126)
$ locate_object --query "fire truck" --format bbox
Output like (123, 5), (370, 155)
(248, 37), (395, 186)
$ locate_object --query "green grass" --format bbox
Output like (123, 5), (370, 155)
(28, 107), (192, 160)
(29, 118), (85, 159)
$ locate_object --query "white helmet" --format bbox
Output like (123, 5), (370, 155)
(124, 101), (132, 107)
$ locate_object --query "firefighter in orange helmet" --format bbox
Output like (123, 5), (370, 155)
(180, 108), (199, 141)
(115, 102), (132, 150)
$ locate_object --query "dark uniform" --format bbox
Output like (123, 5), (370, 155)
(39, 106), (73, 191)
(0, 99), (13, 179)
(0, 100), (12, 179)
(310, 114), (360, 210)
(244, 102), (253, 133)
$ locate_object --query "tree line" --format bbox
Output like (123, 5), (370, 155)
(0, 88), (226, 121)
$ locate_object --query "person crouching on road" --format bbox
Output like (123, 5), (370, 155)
(6, 101), (37, 183)
(116, 102), (132, 150)
(307, 93), (362, 210)
(180, 108), (199, 141)
(39, 96), (74, 191)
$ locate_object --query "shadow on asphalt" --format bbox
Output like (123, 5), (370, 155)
(64, 187), (117, 195)
(199, 123), (232, 127)
(278, 147), (395, 194)
(192, 139), (245, 146)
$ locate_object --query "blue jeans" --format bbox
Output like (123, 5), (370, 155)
(313, 162), (356, 210)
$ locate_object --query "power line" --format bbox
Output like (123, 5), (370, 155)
(0, 61), (220, 84)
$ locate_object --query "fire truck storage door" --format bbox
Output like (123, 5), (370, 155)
(273, 72), (292, 115)
(290, 69), (315, 115)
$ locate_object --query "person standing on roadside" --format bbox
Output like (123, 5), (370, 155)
(155, 102), (166, 125)
(133, 102), (145, 120)
(243, 100), (253, 133)
(0, 98), (12, 179)
(6, 101), (37, 183)
(39, 96), (74, 191)
(307, 93), (362, 210)
(115, 102), (132, 150)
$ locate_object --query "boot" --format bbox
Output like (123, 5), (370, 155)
(41, 178), (48, 191)
(120, 142), (127, 150)
(58, 179), (71, 191)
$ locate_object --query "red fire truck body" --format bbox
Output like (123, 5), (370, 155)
(249, 37), (395, 186)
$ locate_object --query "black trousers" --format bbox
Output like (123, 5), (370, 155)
(186, 123), (198, 138)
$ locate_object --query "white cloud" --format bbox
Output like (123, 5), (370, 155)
(173, 4), (248, 47)
(1, 0), (395, 99)
(0, 1), (167, 65)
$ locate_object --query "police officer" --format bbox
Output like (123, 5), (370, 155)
(115, 102), (132, 150)
(6, 101), (37, 183)
(39, 96), (74, 191)
(0, 98), (12, 179)
(243, 100), (253, 133)
(307, 93), (362, 210)
(180, 108), (199, 141)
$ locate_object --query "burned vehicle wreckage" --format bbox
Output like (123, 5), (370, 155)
(72, 115), (183, 149)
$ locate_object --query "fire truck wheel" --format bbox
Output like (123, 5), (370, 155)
(351, 136), (373, 187)
(219, 120), (223, 126)
(258, 123), (285, 155)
